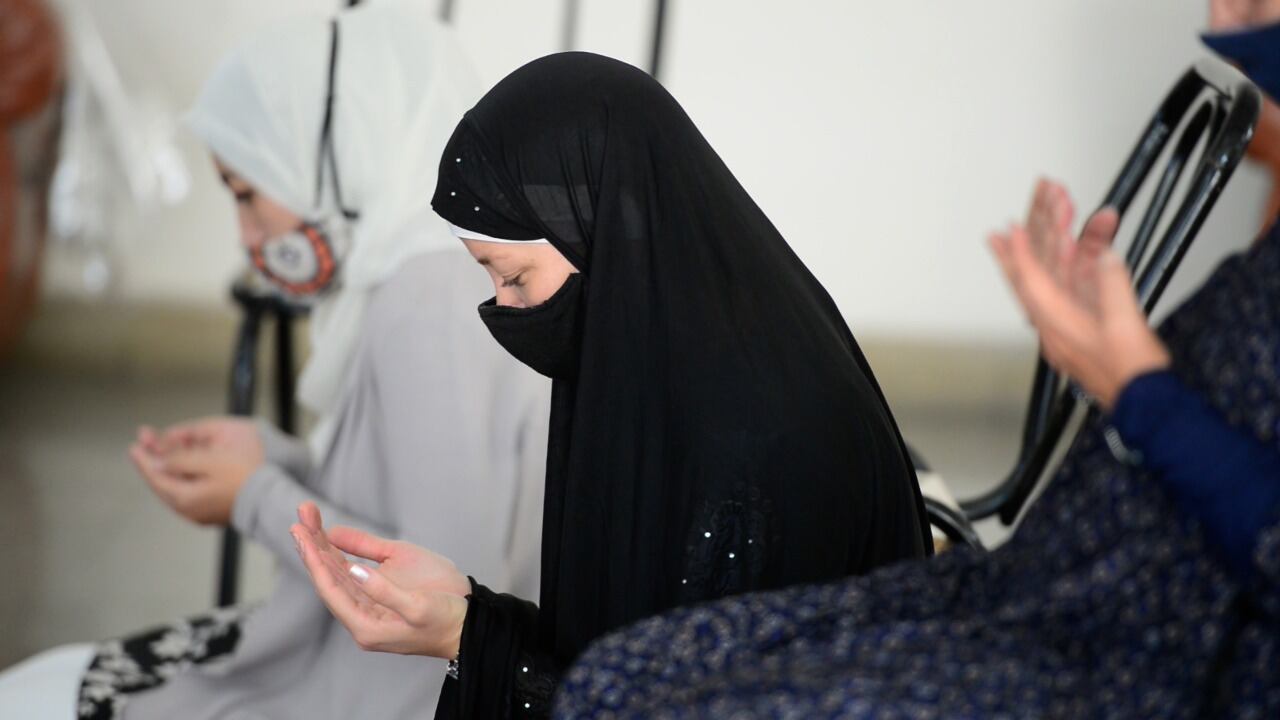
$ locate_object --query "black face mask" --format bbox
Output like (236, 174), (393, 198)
(479, 272), (585, 379)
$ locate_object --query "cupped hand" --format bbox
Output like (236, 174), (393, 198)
(989, 179), (1171, 409)
(138, 416), (264, 461)
(129, 417), (264, 526)
(291, 502), (470, 658)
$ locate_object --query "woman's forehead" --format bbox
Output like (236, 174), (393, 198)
(463, 239), (556, 267)
(463, 239), (512, 265)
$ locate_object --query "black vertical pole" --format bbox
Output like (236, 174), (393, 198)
(219, 290), (262, 607)
(274, 309), (297, 435)
(216, 530), (243, 608)
(649, 0), (668, 79)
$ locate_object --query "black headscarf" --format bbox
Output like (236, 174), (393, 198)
(432, 51), (930, 715)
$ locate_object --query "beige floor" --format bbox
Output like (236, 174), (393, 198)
(0, 346), (1023, 669)
(0, 365), (277, 668)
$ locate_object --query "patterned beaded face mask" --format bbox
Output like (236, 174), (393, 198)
(249, 18), (359, 300)
(248, 217), (350, 297)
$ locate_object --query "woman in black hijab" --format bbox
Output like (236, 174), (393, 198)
(291, 51), (930, 718)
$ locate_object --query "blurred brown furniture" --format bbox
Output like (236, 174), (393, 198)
(0, 0), (63, 360)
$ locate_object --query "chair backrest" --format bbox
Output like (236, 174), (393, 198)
(958, 59), (1261, 528)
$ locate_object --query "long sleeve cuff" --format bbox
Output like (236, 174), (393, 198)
(230, 462), (393, 576)
(1110, 371), (1186, 465)
(1110, 370), (1280, 582)
(436, 579), (552, 719)
(231, 463), (307, 574)
(255, 419), (313, 481)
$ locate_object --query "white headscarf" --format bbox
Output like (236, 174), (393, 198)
(186, 1), (483, 457)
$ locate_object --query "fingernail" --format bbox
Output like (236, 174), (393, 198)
(291, 532), (302, 556)
(349, 565), (370, 583)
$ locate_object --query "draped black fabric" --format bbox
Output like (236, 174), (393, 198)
(554, 219), (1280, 720)
(431, 52), (930, 717)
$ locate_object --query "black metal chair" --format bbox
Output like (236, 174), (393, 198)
(923, 59), (1261, 549)
(216, 276), (308, 607)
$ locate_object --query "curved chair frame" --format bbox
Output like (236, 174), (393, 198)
(924, 60), (1260, 547)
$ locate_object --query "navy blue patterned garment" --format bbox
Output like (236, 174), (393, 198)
(555, 223), (1280, 719)
(1112, 370), (1280, 581)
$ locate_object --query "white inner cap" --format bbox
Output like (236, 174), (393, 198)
(448, 223), (550, 244)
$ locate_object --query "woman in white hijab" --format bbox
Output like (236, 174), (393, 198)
(0, 3), (548, 719)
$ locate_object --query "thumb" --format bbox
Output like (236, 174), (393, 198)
(1079, 207), (1120, 257)
(1097, 250), (1143, 320)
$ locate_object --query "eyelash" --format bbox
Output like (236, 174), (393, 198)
(233, 191), (255, 205)
(501, 273), (525, 288)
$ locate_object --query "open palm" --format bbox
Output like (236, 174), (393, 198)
(990, 179), (1170, 409)
(1023, 178), (1113, 315)
(292, 502), (469, 658)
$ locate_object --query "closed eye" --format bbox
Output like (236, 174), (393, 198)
(500, 273), (525, 288)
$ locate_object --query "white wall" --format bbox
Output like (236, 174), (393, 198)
(47, 0), (1270, 344)
(660, 0), (1270, 342)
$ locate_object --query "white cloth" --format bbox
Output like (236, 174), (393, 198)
(448, 222), (550, 244)
(185, 0), (484, 457)
(0, 644), (95, 719)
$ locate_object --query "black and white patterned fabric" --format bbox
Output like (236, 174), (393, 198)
(76, 607), (246, 720)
